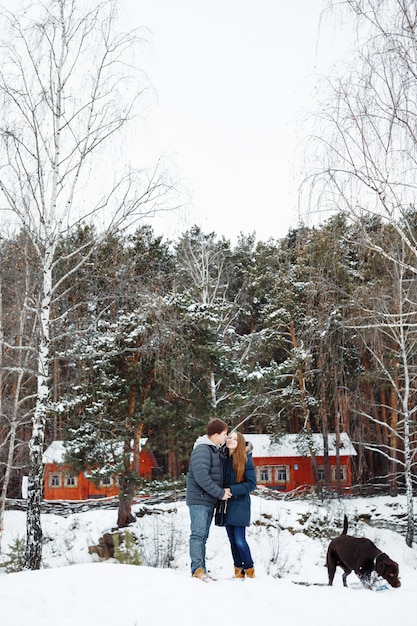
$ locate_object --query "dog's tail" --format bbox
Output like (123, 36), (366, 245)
(342, 514), (348, 535)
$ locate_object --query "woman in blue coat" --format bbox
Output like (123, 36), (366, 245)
(222, 431), (257, 578)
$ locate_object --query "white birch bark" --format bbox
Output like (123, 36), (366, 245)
(24, 258), (52, 569)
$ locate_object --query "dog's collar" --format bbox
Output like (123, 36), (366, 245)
(374, 552), (387, 566)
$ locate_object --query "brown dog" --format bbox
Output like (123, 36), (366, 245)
(326, 515), (401, 589)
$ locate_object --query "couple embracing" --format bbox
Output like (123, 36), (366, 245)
(186, 418), (256, 582)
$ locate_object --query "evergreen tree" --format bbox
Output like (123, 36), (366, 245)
(59, 295), (176, 527)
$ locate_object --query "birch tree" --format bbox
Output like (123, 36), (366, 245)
(175, 227), (241, 412)
(307, 0), (417, 271)
(0, 0), (175, 569)
(305, 0), (417, 543)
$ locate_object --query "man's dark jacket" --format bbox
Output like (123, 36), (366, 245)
(186, 435), (225, 506)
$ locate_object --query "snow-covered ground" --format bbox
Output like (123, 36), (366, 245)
(1, 492), (416, 626)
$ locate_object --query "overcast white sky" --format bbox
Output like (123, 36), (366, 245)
(3, 0), (351, 245)
(119, 0), (349, 244)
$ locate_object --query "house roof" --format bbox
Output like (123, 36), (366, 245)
(244, 433), (357, 458)
(42, 439), (149, 464)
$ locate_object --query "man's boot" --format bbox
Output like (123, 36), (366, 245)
(192, 567), (210, 582)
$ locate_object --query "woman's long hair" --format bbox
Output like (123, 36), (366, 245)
(232, 431), (247, 483)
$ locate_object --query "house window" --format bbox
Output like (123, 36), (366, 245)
(331, 465), (347, 481)
(258, 467), (270, 482)
(275, 466), (289, 482)
(64, 474), (78, 487)
(100, 476), (113, 487)
(49, 473), (61, 487)
(318, 466), (325, 481)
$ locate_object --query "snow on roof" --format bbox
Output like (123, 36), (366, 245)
(43, 441), (66, 464)
(42, 439), (149, 464)
(244, 433), (357, 458)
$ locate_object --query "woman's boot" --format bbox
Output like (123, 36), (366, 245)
(245, 567), (255, 578)
(234, 566), (245, 578)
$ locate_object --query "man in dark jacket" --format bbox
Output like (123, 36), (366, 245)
(186, 418), (231, 581)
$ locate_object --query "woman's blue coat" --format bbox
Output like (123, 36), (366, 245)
(223, 447), (256, 527)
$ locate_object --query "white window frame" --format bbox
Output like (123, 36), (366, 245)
(64, 474), (78, 488)
(49, 473), (61, 488)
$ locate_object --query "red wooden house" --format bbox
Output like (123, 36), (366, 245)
(246, 432), (357, 493)
(42, 440), (159, 500)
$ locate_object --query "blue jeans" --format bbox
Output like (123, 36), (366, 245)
(188, 504), (214, 574)
(226, 524), (254, 570)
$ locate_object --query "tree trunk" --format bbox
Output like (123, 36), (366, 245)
(24, 262), (52, 570)
(321, 388), (331, 489)
(0, 420), (18, 552)
(132, 422), (143, 478)
(388, 360), (399, 497)
(288, 318), (320, 491)
(117, 439), (136, 528)
(403, 408), (414, 547)
(0, 367), (25, 551)
(334, 408), (342, 496)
